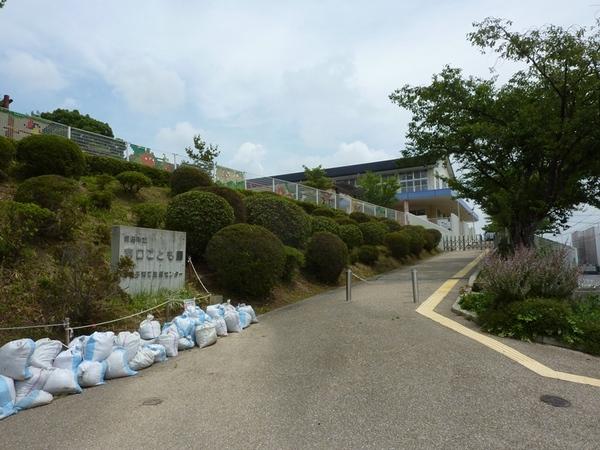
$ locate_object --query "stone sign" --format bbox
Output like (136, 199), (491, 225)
(111, 225), (186, 294)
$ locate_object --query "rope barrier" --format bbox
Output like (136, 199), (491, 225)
(187, 257), (210, 294)
(351, 272), (377, 284)
(0, 322), (65, 331)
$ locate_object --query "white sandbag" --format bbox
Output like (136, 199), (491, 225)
(238, 304), (258, 323)
(0, 375), (16, 420)
(194, 322), (217, 348)
(30, 338), (63, 369)
(15, 390), (52, 411)
(139, 314), (161, 340)
(83, 331), (115, 362)
(53, 348), (83, 372)
(68, 335), (86, 353)
(104, 347), (137, 379)
(129, 347), (155, 371)
(177, 337), (195, 350)
(213, 316), (228, 337)
(43, 367), (82, 395)
(173, 316), (195, 341)
(140, 338), (156, 346)
(206, 304), (224, 319)
(115, 331), (141, 363)
(144, 344), (167, 363)
(238, 310), (251, 329)
(77, 360), (107, 388)
(156, 334), (178, 358)
(224, 309), (242, 333)
(0, 338), (35, 380)
(222, 300), (236, 312)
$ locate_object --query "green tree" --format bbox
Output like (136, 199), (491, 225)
(39, 109), (114, 137)
(356, 171), (399, 207)
(390, 18), (600, 248)
(302, 165), (333, 190)
(185, 134), (220, 173)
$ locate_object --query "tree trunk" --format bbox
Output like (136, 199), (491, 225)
(509, 221), (537, 248)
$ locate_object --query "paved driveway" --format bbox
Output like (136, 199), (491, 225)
(2, 251), (599, 449)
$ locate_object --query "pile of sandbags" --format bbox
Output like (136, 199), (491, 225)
(0, 300), (259, 420)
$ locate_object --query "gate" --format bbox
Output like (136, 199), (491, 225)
(442, 235), (493, 251)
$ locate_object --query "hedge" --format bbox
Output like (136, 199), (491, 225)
(84, 154), (170, 186)
(282, 245), (305, 282)
(311, 207), (336, 217)
(16, 134), (85, 179)
(133, 203), (166, 229)
(358, 222), (388, 245)
(305, 232), (348, 284)
(357, 245), (379, 265)
(170, 165), (212, 195)
(384, 232), (410, 259)
(349, 211), (372, 223)
(379, 218), (403, 232)
(338, 224), (363, 249)
(196, 185), (246, 222)
(310, 216), (340, 236)
(0, 136), (16, 171)
(116, 171), (152, 194)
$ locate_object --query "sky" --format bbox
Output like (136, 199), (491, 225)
(1, 0), (599, 235)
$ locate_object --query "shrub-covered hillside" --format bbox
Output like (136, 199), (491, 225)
(0, 135), (442, 344)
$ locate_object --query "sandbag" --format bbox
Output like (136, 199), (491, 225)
(0, 338), (35, 380)
(140, 338), (156, 346)
(83, 331), (115, 362)
(129, 347), (155, 371)
(177, 337), (195, 350)
(238, 310), (251, 329)
(0, 375), (16, 420)
(213, 316), (228, 337)
(15, 390), (52, 411)
(144, 344), (167, 363)
(238, 304), (258, 323)
(224, 309), (242, 333)
(53, 348), (83, 372)
(104, 347), (137, 379)
(77, 360), (107, 388)
(30, 338), (63, 369)
(206, 304), (224, 319)
(173, 316), (195, 341)
(156, 334), (178, 358)
(68, 335), (86, 353)
(139, 314), (161, 340)
(115, 331), (141, 363)
(43, 367), (82, 395)
(14, 367), (53, 410)
(195, 322), (217, 348)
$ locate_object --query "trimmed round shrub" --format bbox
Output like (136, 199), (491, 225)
(357, 245), (379, 265)
(170, 165), (212, 195)
(282, 245), (305, 282)
(94, 174), (117, 191)
(402, 226), (427, 256)
(245, 195), (310, 248)
(205, 223), (285, 298)
(384, 232), (411, 259)
(310, 216), (340, 236)
(334, 216), (358, 226)
(14, 175), (79, 211)
(305, 232), (348, 284)
(379, 218), (403, 232)
(296, 201), (318, 214)
(349, 211), (372, 223)
(196, 185), (246, 222)
(89, 190), (113, 210)
(338, 224), (363, 249)
(0, 200), (54, 260)
(358, 222), (388, 245)
(133, 203), (166, 229)
(0, 136), (16, 171)
(16, 134), (85, 179)
(311, 207), (336, 217)
(425, 229), (442, 250)
(116, 171), (152, 194)
(165, 191), (234, 256)
(84, 154), (170, 186)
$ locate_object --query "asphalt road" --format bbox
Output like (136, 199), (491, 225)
(2, 251), (599, 449)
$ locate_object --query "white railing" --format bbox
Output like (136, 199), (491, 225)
(406, 212), (453, 236)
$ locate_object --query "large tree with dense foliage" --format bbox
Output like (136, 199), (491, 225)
(40, 109), (114, 137)
(390, 18), (600, 247)
(302, 165), (333, 190)
(357, 171), (399, 207)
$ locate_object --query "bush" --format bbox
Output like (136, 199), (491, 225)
(205, 224), (285, 298)
(379, 218), (403, 232)
(296, 201), (318, 214)
(384, 232), (411, 259)
(458, 291), (495, 315)
(89, 190), (113, 210)
(170, 165), (212, 195)
(349, 211), (372, 223)
(310, 216), (340, 236)
(245, 195), (310, 248)
(480, 298), (574, 342)
(305, 232), (348, 284)
(0, 201), (54, 261)
(84, 154), (170, 186)
(479, 246), (580, 305)
(116, 171), (152, 194)
(402, 227), (426, 256)
(282, 245), (305, 282)
(425, 229), (442, 250)
(358, 222), (387, 245)
(334, 216), (358, 226)
(357, 245), (379, 265)
(133, 203), (166, 229)
(0, 136), (16, 171)
(166, 191), (234, 257)
(95, 174), (117, 191)
(338, 224), (363, 249)
(16, 134), (85, 179)
(311, 207), (336, 217)
(195, 185), (246, 222)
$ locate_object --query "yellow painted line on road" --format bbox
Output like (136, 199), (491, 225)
(416, 252), (600, 388)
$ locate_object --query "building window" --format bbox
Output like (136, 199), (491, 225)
(399, 170), (428, 192)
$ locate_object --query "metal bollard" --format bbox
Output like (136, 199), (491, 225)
(346, 268), (352, 302)
(63, 317), (70, 345)
(411, 269), (419, 304)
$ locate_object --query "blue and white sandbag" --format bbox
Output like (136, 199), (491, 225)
(129, 346), (155, 371)
(0, 338), (35, 380)
(83, 331), (114, 362)
(156, 332), (178, 358)
(206, 304), (224, 320)
(30, 338), (63, 369)
(194, 322), (217, 348)
(0, 375), (17, 420)
(77, 360), (107, 388)
(144, 344), (167, 363)
(213, 315), (228, 337)
(104, 347), (137, 379)
(139, 314), (161, 340)
(43, 367), (82, 395)
(238, 310), (251, 329)
(115, 331), (141, 363)
(237, 304), (258, 324)
(53, 348), (83, 373)
(223, 309), (242, 333)
(14, 367), (53, 411)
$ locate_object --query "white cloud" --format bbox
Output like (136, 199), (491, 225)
(230, 142), (267, 176)
(155, 121), (202, 157)
(60, 97), (78, 109)
(0, 50), (66, 91)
